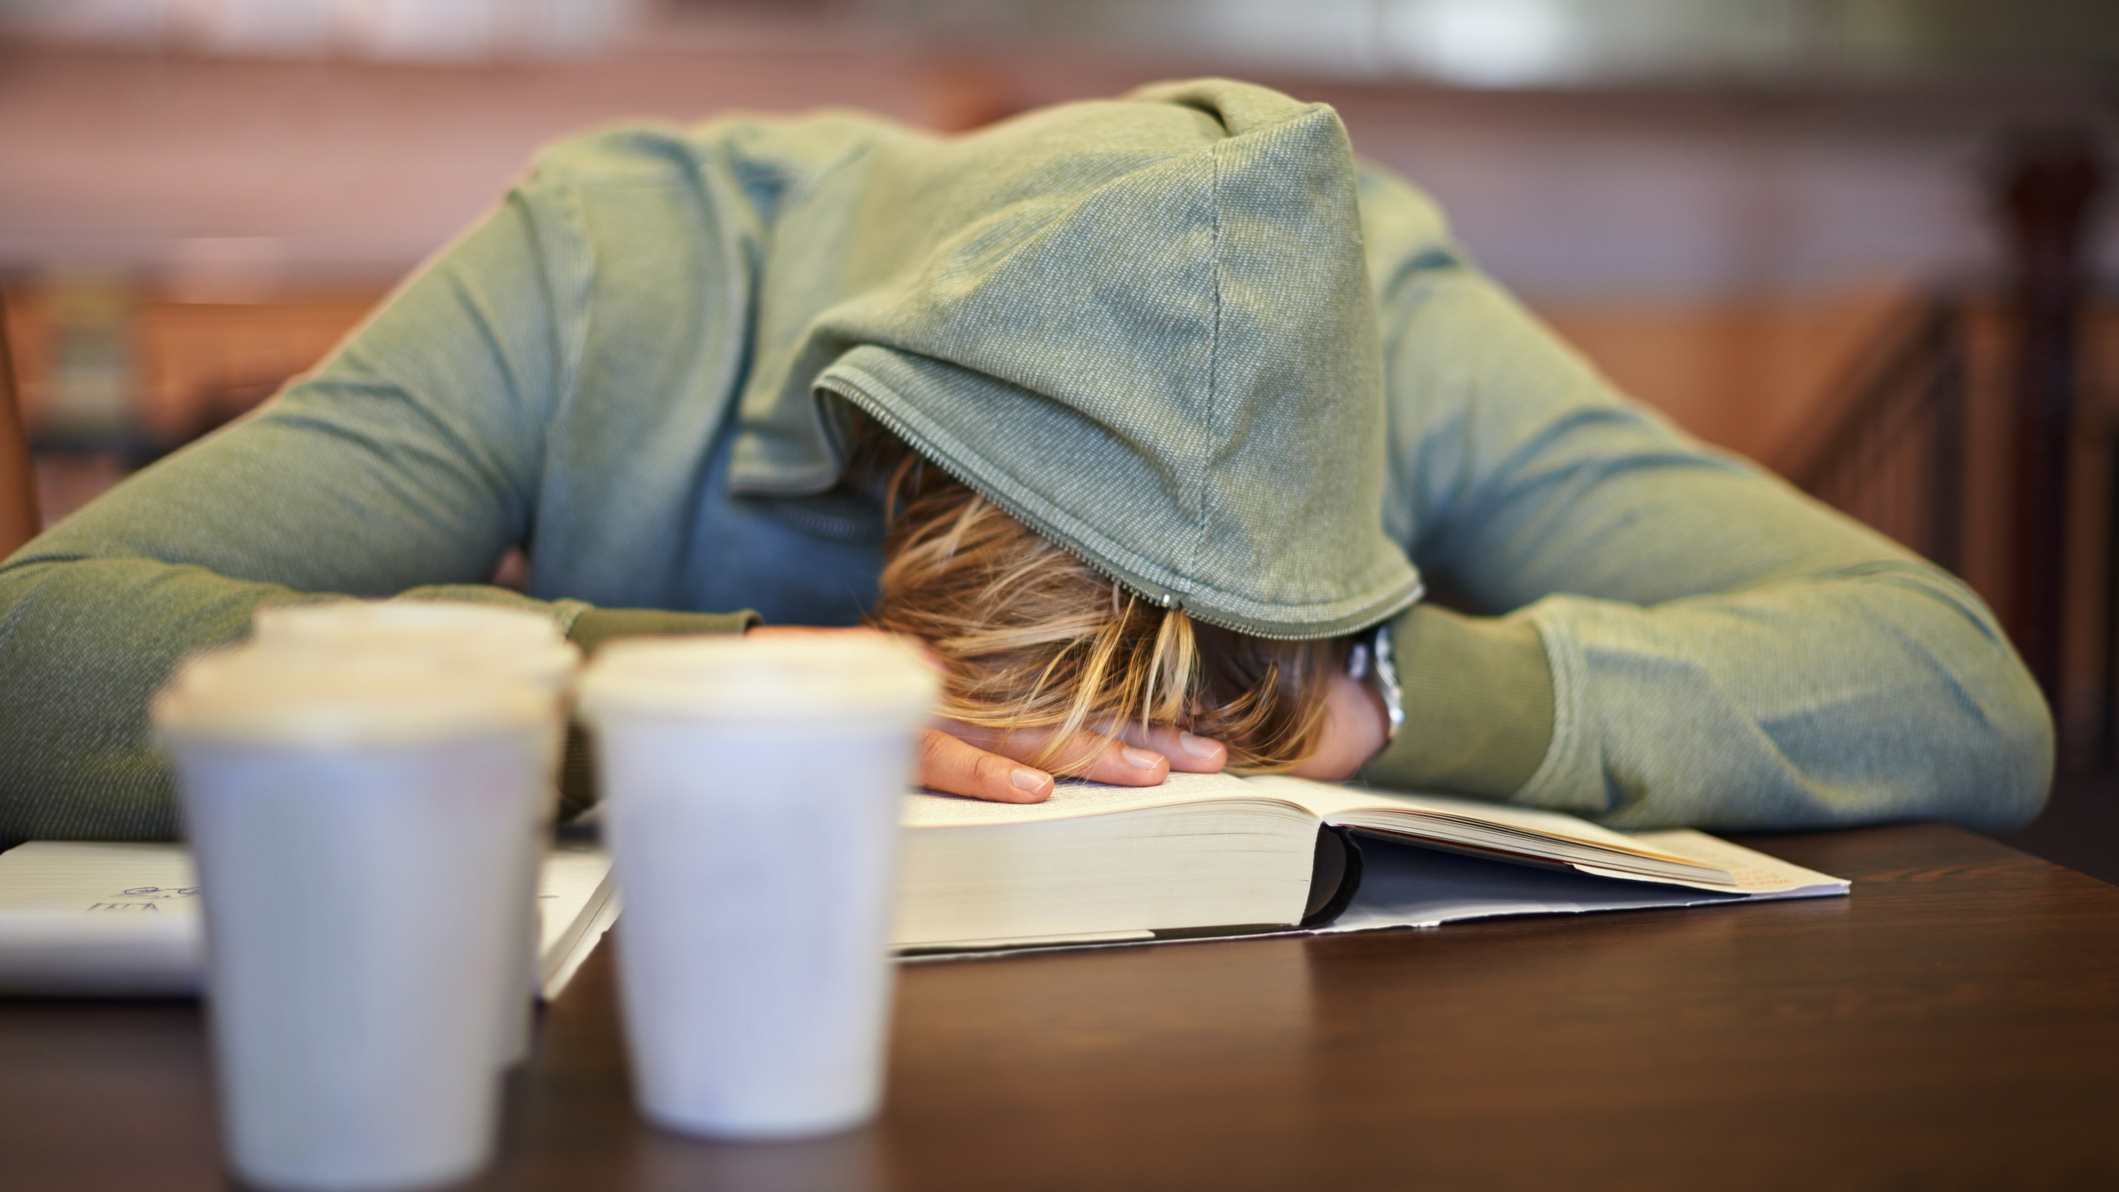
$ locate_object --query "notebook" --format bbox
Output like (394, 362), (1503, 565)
(0, 839), (616, 999)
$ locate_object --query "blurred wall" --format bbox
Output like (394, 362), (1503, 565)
(0, 4), (2109, 467)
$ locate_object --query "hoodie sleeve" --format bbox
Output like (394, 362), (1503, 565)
(0, 176), (759, 846)
(1354, 184), (2052, 833)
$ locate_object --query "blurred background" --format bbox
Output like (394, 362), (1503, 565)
(0, 0), (2113, 866)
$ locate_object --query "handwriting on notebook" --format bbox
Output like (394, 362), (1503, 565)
(87, 885), (202, 911)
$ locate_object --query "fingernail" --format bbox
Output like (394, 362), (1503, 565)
(1179, 732), (1219, 759)
(1122, 746), (1161, 770)
(1011, 767), (1046, 793)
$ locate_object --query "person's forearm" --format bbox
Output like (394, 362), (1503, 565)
(0, 553), (641, 845)
(0, 554), (259, 845)
(1512, 563), (2050, 832)
(1356, 188), (2050, 832)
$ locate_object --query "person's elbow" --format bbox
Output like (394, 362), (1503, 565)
(1945, 643), (2054, 833)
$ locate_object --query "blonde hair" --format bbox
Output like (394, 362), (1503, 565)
(854, 421), (1341, 776)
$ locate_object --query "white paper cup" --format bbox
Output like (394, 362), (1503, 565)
(577, 634), (937, 1139)
(246, 603), (581, 1069)
(155, 649), (555, 1192)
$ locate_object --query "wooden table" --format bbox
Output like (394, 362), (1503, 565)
(5, 824), (2116, 1191)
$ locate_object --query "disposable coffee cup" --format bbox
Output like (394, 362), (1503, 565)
(577, 634), (938, 1139)
(154, 646), (555, 1192)
(248, 601), (581, 1068)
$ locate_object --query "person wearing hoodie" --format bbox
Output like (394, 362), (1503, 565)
(0, 80), (2052, 848)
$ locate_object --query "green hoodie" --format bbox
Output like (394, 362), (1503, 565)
(0, 80), (2051, 844)
(736, 79), (1418, 637)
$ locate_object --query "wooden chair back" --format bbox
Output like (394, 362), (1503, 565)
(0, 299), (40, 558)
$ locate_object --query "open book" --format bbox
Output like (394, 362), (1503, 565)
(0, 840), (617, 999)
(1, 773), (1845, 989)
(893, 771), (1847, 955)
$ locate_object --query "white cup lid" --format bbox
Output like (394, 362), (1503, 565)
(250, 601), (580, 691)
(577, 634), (937, 723)
(153, 644), (553, 747)
(253, 600), (563, 648)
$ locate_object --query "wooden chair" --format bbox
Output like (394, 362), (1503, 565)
(0, 298), (40, 559)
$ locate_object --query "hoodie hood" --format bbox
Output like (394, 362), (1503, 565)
(724, 78), (1423, 640)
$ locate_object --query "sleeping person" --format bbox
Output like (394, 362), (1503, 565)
(0, 79), (2052, 845)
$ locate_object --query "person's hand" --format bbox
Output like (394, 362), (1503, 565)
(1288, 668), (1389, 782)
(746, 624), (1228, 803)
(920, 716), (1227, 803)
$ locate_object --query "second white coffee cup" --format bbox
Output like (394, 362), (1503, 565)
(577, 633), (937, 1139)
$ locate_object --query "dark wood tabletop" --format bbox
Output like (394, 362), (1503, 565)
(5, 823), (2117, 1192)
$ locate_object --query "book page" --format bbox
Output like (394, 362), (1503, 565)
(1241, 775), (1704, 867)
(1320, 835), (1753, 933)
(537, 845), (617, 1001)
(903, 768), (1284, 827)
(1613, 830), (1850, 896)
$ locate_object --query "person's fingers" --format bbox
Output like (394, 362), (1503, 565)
(983, 724), (1169, 787)
(915, 728), (1053, 804)
(934, 719), (1172, 786)
(1114, 721), (1227, 773)
(932, 719), (1036, 758)
(1061, 732), (1173, 786)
